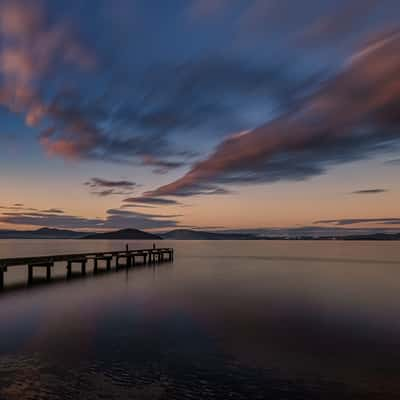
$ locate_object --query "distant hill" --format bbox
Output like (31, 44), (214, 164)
(0, 227), (87, 239)
(161, 229), (257, 240)
(1, 227), (399, 241)
(340, 232), (400, 241)
(83, 229), (162, 240)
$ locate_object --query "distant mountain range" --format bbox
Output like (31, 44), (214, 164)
(83, 229), (161, 240)
(161, 229), (258, 240)
(0, 227), (87, 239)
(0, 227), (399, 240)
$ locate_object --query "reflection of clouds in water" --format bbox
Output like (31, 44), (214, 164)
(1, 241), (400, 397)
(136, 256), (400, 392)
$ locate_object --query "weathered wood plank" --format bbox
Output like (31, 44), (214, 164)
(0, 248), (174, 267)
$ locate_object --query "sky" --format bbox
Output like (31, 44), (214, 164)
(0, 0), (400, 236)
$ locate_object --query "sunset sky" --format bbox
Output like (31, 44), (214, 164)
(1, 0), (400, 235)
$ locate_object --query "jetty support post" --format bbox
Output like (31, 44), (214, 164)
(28, 265), (33, 284)
(66, 259), (87, 278)
(116, 254), (130, 269)
(28, 262), (54, 284)
(67, 261), (72, 277)
(92, 255), (112, 273)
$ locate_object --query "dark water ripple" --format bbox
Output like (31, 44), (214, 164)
(0, 353), (396, 399)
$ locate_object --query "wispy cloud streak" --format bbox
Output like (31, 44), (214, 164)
(123, 197), (180, 206)
(148, 30), (400, 197)
(85, 178), (136, 196)
(351, 189), (388, 194)
(0, 208), (182, 230)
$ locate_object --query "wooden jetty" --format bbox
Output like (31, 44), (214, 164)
(0, 247), (174, 289)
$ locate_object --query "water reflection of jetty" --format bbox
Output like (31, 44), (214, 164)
(0, 246), (174, 288)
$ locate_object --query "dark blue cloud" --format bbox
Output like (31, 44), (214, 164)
(2, 0), (400, 206)
(85, 177), (136, 196)
(351, 189), (388, 195)
(0, 0), (324, 172)
(123, 197), (180, 206)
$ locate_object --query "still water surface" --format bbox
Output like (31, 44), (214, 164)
(0, 240), (400, 399)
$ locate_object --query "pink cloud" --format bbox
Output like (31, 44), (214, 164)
(0, 0), (96, 128)
(147, 29), (400, 197)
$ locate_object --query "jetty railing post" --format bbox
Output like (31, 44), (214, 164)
(0, 266), (5, 289)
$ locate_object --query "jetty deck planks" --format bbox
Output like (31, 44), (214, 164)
(0, 247), (174, 289)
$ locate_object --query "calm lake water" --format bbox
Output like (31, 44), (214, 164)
(0, 240), (400, 399)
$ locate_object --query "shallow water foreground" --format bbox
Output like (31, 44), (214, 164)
(0, 240), (400, 399)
